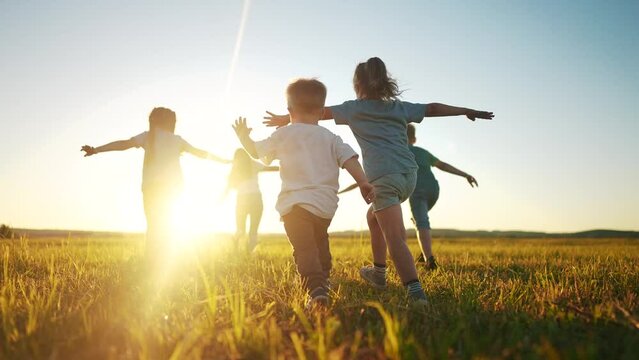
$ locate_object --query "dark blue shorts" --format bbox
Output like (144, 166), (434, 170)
(409, 190), (439, 229)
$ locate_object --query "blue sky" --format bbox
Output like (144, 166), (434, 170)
(1, 0), (637, 233)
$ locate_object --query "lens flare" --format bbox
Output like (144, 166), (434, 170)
(223, 0), (251, 103)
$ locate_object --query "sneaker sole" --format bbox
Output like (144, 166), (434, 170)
(410, 298), (429, 310)
(306, 295), (330, 310)
(359, 268), (387, 290)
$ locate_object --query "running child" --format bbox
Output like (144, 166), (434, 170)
(407, 124), (478, 268)
(265, 57), (493, 304)
(338, 124), (479, 269)
(81, 107), (230, 261)
(233, 78), (374, 308)
(226, 148), (278, 252)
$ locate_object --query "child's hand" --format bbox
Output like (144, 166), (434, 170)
(232, 117), (252, 138)
(466, 175), (478, 187)
(358, 182), (375, 204)
(262, 111), (290, 128)
(466, 110), (494, 121)
(81, 145), (97, 157)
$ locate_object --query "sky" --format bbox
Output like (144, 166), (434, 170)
(1, 0), (638, 234)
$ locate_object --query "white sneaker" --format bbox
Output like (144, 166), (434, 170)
(359, 266), (387, 289)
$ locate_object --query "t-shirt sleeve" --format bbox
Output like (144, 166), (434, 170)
(403, 101), (428, 124)
(330, 102), (350, 125)
(130, 132), (148, 148)
(178, 136), (192, 153)
(254, 133), (278, 165)
(333, 135), (358, 168)
(425, 149), (439, 166)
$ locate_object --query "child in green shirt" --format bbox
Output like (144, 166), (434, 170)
(407, 124), (478, 270)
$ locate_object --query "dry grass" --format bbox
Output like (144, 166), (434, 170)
(1, 236), (638, 359)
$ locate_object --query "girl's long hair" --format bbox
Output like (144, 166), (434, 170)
(353, 57), (402, 101)
(228, 149), (253, 189)
(145, 107), (176, 166)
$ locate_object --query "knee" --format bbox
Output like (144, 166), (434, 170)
(384, 227), (407, 245)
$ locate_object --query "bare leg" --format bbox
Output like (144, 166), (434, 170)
(248, 196), (263, 251)
(367, 206), (387, 265)
(235, 197), (247, 249)
(417, 228), (433, 258)
(374, 204), (419, 283)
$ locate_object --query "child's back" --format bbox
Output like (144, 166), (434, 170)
(131, 129), (189, 190)
(408, 144), (439, 196)
(331, 99), (426, 182)
(256, 122), (356, 219)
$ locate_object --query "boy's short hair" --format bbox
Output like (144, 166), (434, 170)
(407, 123), (416, 140)
(149, 107), (177, 132)
(286, 78), (327, 113)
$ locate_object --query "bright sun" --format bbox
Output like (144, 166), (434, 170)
(169, 163), (236, 245)
(115, 149), (239, 247)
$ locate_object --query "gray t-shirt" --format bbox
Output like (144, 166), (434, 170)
(330, 100), (427, 181)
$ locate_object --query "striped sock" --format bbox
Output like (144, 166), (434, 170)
(373, 263), (386, 276)
(405, 279), (427, 300)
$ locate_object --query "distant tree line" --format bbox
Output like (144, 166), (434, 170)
(0, 224), (15, 239)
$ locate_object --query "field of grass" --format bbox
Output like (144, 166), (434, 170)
(1, 235), (638, 359)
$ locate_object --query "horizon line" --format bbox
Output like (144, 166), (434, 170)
(8, 226), (639, 236)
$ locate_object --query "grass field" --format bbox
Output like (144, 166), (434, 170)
(1, 235), (638, 359)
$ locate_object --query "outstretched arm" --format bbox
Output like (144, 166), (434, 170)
(232, 117), (259, 159)
(434, 160), (478, 187)
(261, 166), (279, 172)
(342, 156), (375, 204)
(262, 107), (334, 128)
(426, 103), (494, 121)
(183, 143), (231, 163)
(81, 139), (136, 157)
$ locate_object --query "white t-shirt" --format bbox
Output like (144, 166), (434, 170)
(254, 123), (358, 219)
(130, 130), (189, 191)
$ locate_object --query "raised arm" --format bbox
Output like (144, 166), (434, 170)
(183, 143), (231, 164)
(342, 156), (375, 204)
(434, 160), (478, 187)
(232, 117), (259, 159)
(262, 107), (334, 128)
(320, 107), (333, 120)
(426, 103), (494, 121)
(81, 139), (136, 157)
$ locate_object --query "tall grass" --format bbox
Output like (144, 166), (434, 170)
(0, 236), (638, 359)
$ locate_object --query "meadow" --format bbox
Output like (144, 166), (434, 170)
(1, 235), (638, 359)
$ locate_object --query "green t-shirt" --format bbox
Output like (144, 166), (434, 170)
(330, 100), (427, 181)
(409, 144), (439, 195)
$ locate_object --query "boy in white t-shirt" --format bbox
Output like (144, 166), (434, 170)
(233, 79), (374, 307)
